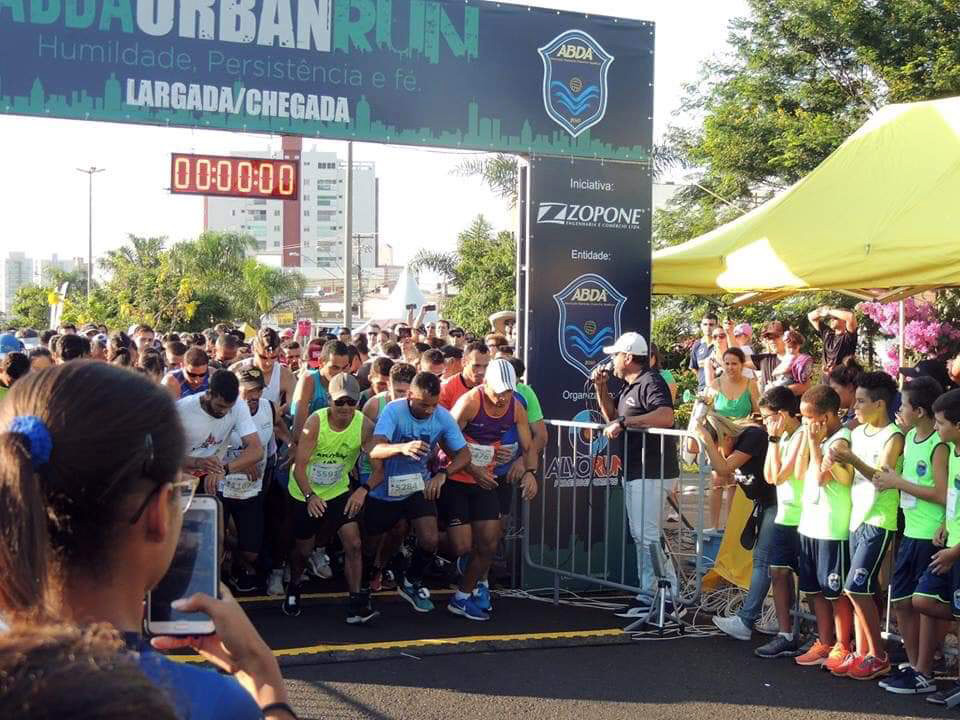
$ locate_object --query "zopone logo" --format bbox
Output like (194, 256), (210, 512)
(537, 202), (644, 230)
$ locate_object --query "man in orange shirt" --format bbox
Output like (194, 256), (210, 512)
(439, 341), (490, 411)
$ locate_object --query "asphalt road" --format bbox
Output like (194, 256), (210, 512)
(282, 639), (957, 720)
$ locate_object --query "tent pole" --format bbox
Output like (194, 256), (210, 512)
(899, 300), (905, 381)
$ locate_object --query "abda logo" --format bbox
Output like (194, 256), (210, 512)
(571, 287), (608, 303)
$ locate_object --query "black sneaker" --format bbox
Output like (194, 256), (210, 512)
(927, 681), (960, 705)
(346, 593), (380, 625)
(882, 668), (937, 695)
(282, 585), (301, 617)
(878, 665), (912, 689)
(227, 570), (258, 594)
(755, 634), (800, 659)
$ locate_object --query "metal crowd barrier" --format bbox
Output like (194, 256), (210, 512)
(522, 420), (710, 607)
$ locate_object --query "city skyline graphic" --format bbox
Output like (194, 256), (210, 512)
(0, 73), (652, 163)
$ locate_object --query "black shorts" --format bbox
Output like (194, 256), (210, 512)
(440, 480), (501, 527)
(220, 492), (264, 554)
(915, 563), (960, 617)
(496, 477), (515, 516)
(363, 493), (437, 536)
(290, 491), (356, 541)
(798, 534), (849, 600)
(768, 523), (801, 573)
(892, 537), (937, 602)
(845, 524), (893, 595)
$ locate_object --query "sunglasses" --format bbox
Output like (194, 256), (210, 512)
(712, 333), (725, 339)
(185, 369), (207, 380)
(334, 396), (358, 407)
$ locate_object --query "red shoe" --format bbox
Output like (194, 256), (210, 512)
(848, 654), (891, 681)
(795, 640), (832, 667)
(822, 642), (854, 675)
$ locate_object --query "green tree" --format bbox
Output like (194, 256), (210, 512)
(11, 285), (52, 329)
(442, 215), (515, 335)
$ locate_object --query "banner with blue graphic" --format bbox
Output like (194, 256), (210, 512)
(521, 155), (651, 588)
(0, 1), (653, 161)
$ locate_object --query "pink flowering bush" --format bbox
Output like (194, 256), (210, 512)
(859, 298), (960, 378)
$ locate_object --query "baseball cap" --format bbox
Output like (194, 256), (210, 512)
(92, 333), (108, 348)
(280, 328), (295, 340)
(0, 333), (24, 356)
(238, 366), (266, 389)
(900, 359), (950, 389)
(733, 323), (753, 338)
(602, 332), (649, 357)
(328, 372), (360, 402)
(486, 358), (517, 393)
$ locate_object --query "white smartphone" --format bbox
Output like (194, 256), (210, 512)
(145, 495), (220, 636)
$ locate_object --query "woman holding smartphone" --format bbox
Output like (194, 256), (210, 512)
(0, 361), (295, 720)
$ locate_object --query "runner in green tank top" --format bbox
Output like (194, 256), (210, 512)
(286, 373), (380, 624)
(826, 371), (903, 680)
(869, 378), (948, 681)
(909, 389), (960, 689)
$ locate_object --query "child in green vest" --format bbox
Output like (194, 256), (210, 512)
(827, 372), (904, 680)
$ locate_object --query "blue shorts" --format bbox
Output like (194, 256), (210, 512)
(798, 534), (849, 600)
(914, 563), (960, 617)
(768, 523), (801, 573)
(845, 524), (893, 595)
(892, 537), (937, 602)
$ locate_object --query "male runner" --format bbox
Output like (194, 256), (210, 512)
(439, 341), (489, 410)
(230, 327), (296, 415)
(827, 371), (904, 679)
(210, 333), (240, 369)
(177, 369), (263, 496)
(441, 346), (463, 380)
(365, 371), (472, 615)
(446, 359), (538, 620)
(419, 349), (445, 378)
(163, 346), (210, 399)
(290, 340), (350, 441)
(359, 356), (394, 410)
(164, 340), (186, 370)
(284, 373), (380, 623)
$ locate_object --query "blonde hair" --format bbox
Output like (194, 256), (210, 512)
(703, 409), (758, 445)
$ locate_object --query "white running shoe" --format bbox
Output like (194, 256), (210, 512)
(267, 569), (284, 597)
(306, 547), (333, 580)
(712, 614), (752, 641)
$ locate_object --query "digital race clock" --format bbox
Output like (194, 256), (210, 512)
(170, 153), (299, 200)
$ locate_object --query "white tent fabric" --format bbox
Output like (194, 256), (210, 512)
(357, 265), (438, 331)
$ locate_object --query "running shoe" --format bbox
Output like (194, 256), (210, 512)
(398, 578), (434, 613)
(755, 635), (800, 659)
(882, 668), (936, 694)
(848, 654), (890, 681)
(281, 585), (301, 617)
(346, 594), (380, 625)
(266, 569), (284, 597)
(448, 594), (490, 621)
(795, 639), (832, 667)
(829, 651), (861, 677)
(712, 615), (752, 641)
(472, 582), (492, 613)
(755, 616), (780, 636)
(227, 570), (258, 594)
(306, 548), (333, 580)
(927, 681), (960, 705)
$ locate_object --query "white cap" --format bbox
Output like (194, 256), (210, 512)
(602, 332), (649, 357)
(486, 358), (517, 393)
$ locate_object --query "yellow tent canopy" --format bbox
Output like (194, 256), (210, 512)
(652, 97), (960, 301)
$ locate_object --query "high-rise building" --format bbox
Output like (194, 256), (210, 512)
(1, 253), (81, 315)
(204, 140), (379, 286)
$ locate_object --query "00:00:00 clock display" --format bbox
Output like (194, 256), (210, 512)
(171, 154), (298, 199)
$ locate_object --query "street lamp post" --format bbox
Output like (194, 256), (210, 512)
(76, 166), (106, 301)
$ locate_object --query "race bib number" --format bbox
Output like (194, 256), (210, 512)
(388, 473), (425, 498)
(219, 473), (261, 500)
(467, 442), (496, 467)
(900, 490), (917, 510)
(308, 463), (344, 486)
(948, 484), (958, 519)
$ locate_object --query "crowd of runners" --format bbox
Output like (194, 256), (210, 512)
(6, 304), (960, 714)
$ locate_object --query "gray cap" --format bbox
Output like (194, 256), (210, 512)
(328, 372), (360, 401)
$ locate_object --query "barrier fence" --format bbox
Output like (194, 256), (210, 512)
(521, 420), (711, 609)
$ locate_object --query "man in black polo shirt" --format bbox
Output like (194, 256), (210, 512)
(592, 332), (680, 618)
(807, 306), (857, 378)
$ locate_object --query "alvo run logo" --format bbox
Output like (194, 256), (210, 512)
(536, 202), (644, 230)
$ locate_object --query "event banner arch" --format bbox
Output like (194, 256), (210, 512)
(0, 0), (653, 161)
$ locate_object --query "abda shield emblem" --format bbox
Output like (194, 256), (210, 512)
(538, 30), (614, 138)
(554, 274), (626, 378)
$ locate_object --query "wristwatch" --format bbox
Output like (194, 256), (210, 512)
(768, 436), (780, 444)
(617, 416), (627, 430)
(304, 491), (315, 502)
(522, 469), (537, 479)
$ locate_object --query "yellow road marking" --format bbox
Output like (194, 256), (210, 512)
(169, 628), (624, 663)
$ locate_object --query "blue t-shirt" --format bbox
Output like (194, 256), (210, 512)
(689, 339), (713, 389)
(124, 635), (261, 720)
(371, 398), (466, 502)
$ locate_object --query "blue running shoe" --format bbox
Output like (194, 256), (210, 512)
(472, 582), (492, 612)
(448, 594), (490, 621)
(398, 578), (434, 613)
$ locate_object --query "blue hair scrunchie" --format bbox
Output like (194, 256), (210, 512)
(8, 415), (53, 469)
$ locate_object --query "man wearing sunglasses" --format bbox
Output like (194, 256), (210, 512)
(230, 327), (296, 416)
(285, 373), (380, 624)
(162, 346), (211, 399)
(689, 312), (719, 391)
(177, 370), (264, 498)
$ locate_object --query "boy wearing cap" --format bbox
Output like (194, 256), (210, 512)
(593, 332), (679, 617)
(285, 372), (380, 624)
(445, 358), (539, 620)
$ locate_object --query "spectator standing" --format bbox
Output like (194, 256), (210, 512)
(808, 306), (858, 378)
(690, 313), (718, 391)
